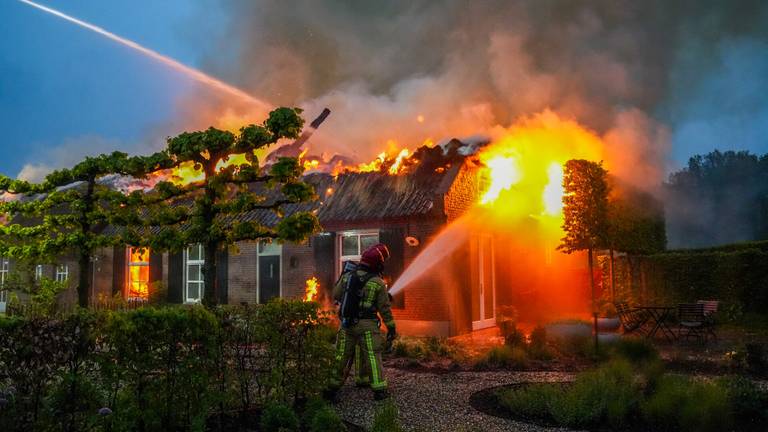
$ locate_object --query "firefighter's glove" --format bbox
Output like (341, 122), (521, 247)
(385, 328), (397, 353)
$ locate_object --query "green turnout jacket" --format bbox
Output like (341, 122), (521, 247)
(333, 269), (396, 331)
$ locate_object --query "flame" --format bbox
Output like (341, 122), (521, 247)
(358, 152), (387, 172)
(389, 149), (411, 175)
(127, 248), (150, 299)
(543, 162), (564, 216)
(477, 112), (603, 222)
(304, 277), (319, 302)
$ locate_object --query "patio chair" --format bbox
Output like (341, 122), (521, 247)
(615, 302), (650, 336)
(678, 303), (707, 342)
(697, 300), (719, 340)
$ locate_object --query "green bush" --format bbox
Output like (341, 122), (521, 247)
(308, 405), (346, 432)
(260, 401), (300, 432)
(610, 338), (659, 365)
(498, 383), (561, 420)
(371, 400), (403, 432)
(716, 375), (767, 426)
(475, 345), (529, 370)
(641, 375), (732, 432)
(550, 360), (639, 429)
(0, 299), (334, 431)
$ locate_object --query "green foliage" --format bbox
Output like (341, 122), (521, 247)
(302, 398), (346, 432)
(606, 179), (666, 255)
(609, 338), (659, 365)
(475, 345), (529, 370)
(0, 300), (333, 431)
(641, 376), (732, 432)
(371, 400), (403, 432)
(497, 359), (767, 431)
(260, 401), (300, 432)
(559, 159), (610, 254)
(716, 375), (768, 425)
(640, 246), (768, 313)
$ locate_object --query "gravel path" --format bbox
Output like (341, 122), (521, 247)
(335, 368), (580, 432)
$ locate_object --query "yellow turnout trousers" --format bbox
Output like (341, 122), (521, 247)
(329, 319), (387, 391)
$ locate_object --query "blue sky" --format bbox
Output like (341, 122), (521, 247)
(0, 0), (227, 177)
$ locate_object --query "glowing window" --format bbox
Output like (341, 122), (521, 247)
(127, 248), (150, 300)
(55, 265), (69, 282)
(35, 264), (43, 280)
(0, 257), (8, 286)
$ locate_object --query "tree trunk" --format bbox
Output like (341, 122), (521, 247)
(76, 178), (96, 308)
(588, 247), (595, 313)
(609, 249), (615, 301)
(77, 252), (90, 308)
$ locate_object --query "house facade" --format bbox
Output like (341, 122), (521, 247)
(2, 154), (592, 335)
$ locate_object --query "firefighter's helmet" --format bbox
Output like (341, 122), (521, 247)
(360, 243), (390, 272)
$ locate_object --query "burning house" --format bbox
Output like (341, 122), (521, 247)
(1, 130), (597, 336)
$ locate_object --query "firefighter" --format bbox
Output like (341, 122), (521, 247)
(327, 243), (397, 401)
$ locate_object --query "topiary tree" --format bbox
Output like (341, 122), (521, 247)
(114, 107), (321, 306)
(0, 152), (164, 307)
(558, 159), (609, 312)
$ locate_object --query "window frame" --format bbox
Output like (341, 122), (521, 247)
(256, 241), (282, 303)
(337, 230), (379, 276)
(183, 244), (205, 304)
(35, 264), (43, 281)
(125, 247), (150, 300)
(55, 264), (69, 283)
(0, 257), (7, 306)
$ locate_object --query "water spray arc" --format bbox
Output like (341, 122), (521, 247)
(18, 0), (266, 107)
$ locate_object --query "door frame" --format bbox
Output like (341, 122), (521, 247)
(257, 242), (282, 303)
(472, 234), (496, 331)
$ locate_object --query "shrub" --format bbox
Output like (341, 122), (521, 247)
(527, 326), (554, 360)
(610, 338), (659, 365)
(716, 375), (767, 426)
(260, 401), (300, 432)
(308, 405), (346, 432)
(371, 400), (403, 432)
(641, 375), (732, 432)
(498, 383), (561, 420)
(550, 360), (639, 429)
(475, 345), (529, 370)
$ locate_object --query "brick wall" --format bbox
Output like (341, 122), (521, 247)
(228, 241), (258, 304)
(281, 241), (315, 299)
(443, 162), (482, 223)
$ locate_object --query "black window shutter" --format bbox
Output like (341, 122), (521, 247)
(112, 246), (126, 297)
(149, 250), (163, 295)
(379, 227), (405, 308)
(312, 233), (336, 298)
(167, 251), (183, 304)
(216, 249), (228, 304)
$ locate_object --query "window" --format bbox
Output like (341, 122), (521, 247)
(338, 231), (379, 274)
(184, 244), (204, 303)
(35, 264), (43, 281)
(126, 248), (149, 300)
(55, 264), (69, 282)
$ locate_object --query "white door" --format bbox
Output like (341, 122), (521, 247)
(472, 235), (496, 330)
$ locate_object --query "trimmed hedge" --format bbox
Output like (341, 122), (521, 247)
(0, 299), (334, 432)
(639, 246), (768, 312)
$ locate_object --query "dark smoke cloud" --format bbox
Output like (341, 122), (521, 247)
(174, 0), (768, 245)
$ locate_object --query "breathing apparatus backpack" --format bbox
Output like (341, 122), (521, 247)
(339, 261), (376, 328)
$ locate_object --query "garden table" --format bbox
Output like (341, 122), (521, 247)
(634, 306), (677, 342)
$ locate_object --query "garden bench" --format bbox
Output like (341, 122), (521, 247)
(615, 302), (651, 336)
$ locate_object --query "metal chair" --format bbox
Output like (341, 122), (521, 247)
(697, 300), (719, 340)
(678, 303), (706, 342)
(615, 302), (650, 336)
